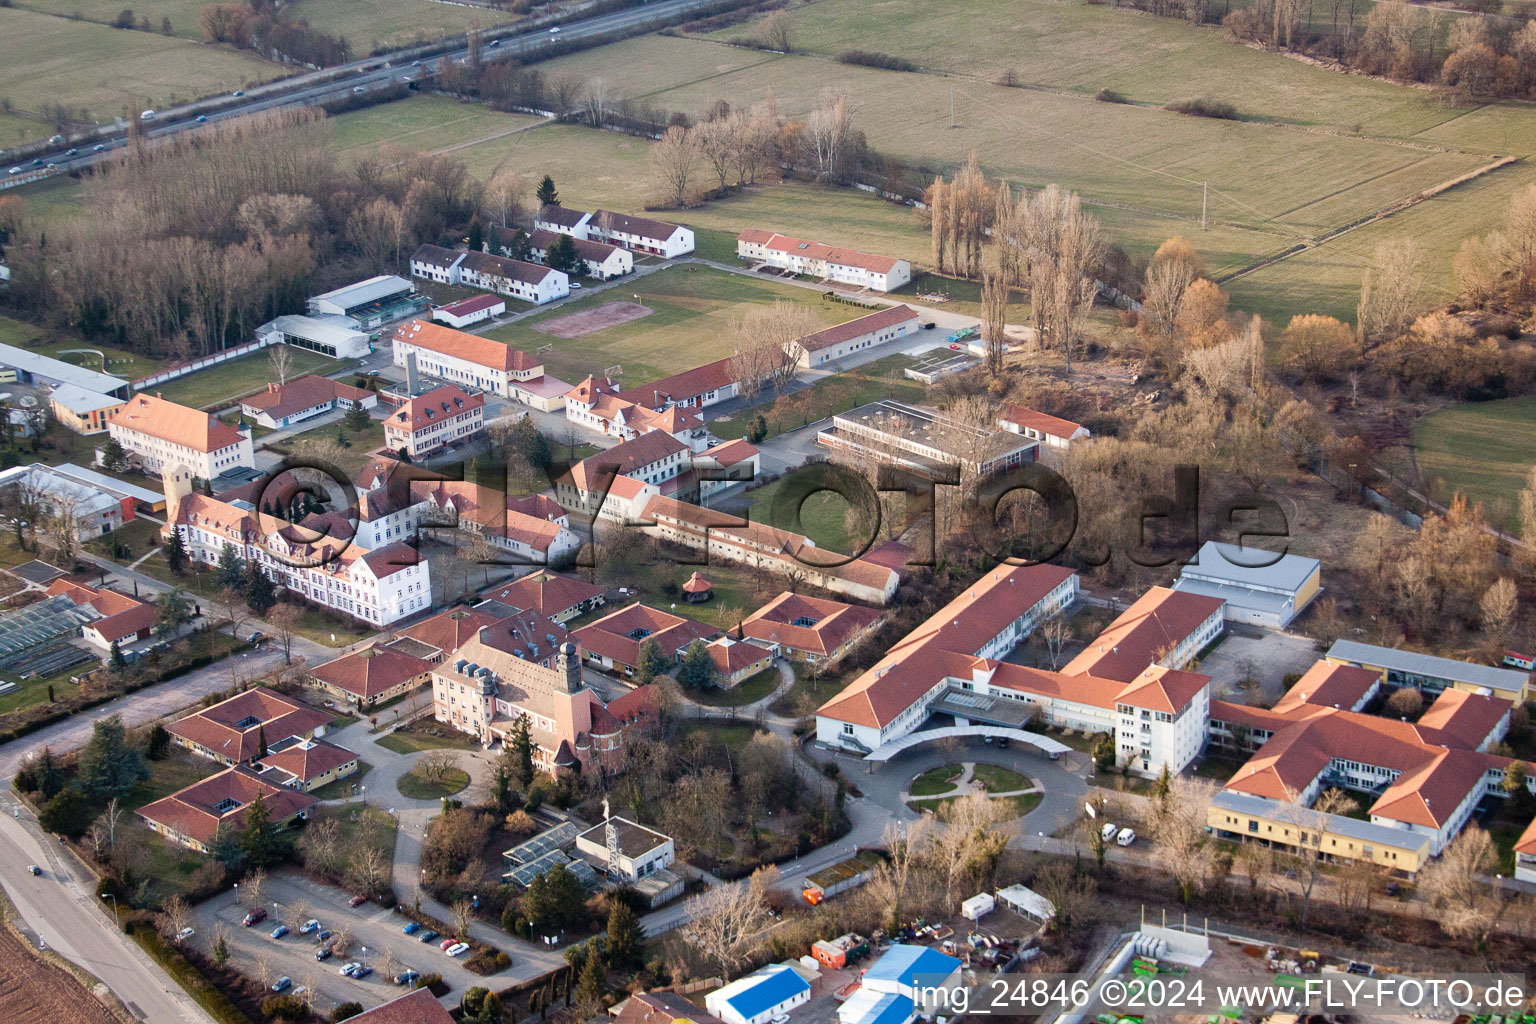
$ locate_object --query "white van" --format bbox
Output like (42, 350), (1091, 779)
(1116, 827), (1136, 847)
(139, 110), (156, 120)
(1100, 822), (1118, 843)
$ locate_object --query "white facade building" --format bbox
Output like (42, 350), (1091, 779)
(108, 393), (254, 480)
(738, 229), (912, 292)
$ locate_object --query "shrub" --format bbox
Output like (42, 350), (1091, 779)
(1095, 88), (1129, 104)
(332, 1004), (364, 1023)
(836, 49), (917, 72)
(1165, 96), (1239, 120)
(260, 995), (305, 1020)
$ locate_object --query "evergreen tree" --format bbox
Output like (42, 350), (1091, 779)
(677, 639), (715, 690)
(244, 560), (277, 615)
(238, 791), (285, 868)
(345, 402), (371, 432)
(635, 638), (667, 684)
(536, 175), (559, 206)
(77, 715), (148, 800)
(510, 713), (534, 789)
(467, 214), (485, 253)
(461, 988), (490, 1017)
(38, 787), (95, 838)
(257, 724), (269, 758)
(477, 991), (502, 1024)
(545, 234), (582, 276)
(1155, 762), (1173, 802)
(213, 934), (229, 966)
(215, 542), (244, 589)
(34, 746), (65, 799)
(507, 227), (533, 262)
(145, 722), (171, 760)
(574, 947), (606, 1007)
(155, 587), (191, 638)
(605, 900), (643, 969)
(109, 639), (126, 671)
(332, 1003), (363, 1022)
(99, 437), (129, 472)
(210, 821), (248, 873)
(164, 528), (188, 576)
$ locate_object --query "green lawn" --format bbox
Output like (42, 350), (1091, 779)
(308, 759), (372, 800)
(396, 764), (469, 800)
(743, 476), (859, 555)
(711, 353), (929, 442)
(153, 347), (339, 410)
(681, 720), (764, 752)
(14, 0), (212, 41)
(972, 763), (1032, 792)
(483, 264), (868, 387)
(284, 0), (514, 52)
(375, 721), (480, 754)
(326, 94), (542, 163)
(1413, 395), (1536, 532)
(132, 751), (222, 804)
(0, 6), (280, 144)
(0, 316), (167, 380)
(690, 666), (780, 707)
(909, 764), (964, 797)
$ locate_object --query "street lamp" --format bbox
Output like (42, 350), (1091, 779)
(232, 882), (239, 906)
(102, 892), (120, 928)
(360, 784), (366, 806)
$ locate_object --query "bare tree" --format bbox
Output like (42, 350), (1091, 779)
(268, 603), (298, 665)
(1008, 184), (1105, 375)
(694, 116), (737, 195)
(678, 873), (772, 978)
(269, 344), (293, 386)
(1149, 776), (1216, 904)
(731, 300), (822, 395)
(452, 896), (475, 937)
(1480, 577), (1518, 654)
(804, 89), (853, 183)
(932, 790), (1009, 905)
(418, 749), (463, 784)
(240, 866), (266, 907)
(1037, 613), (1072, 670)
(649, 126), (699, 209)
(160, 894), (192, 943)
(47, 493), (79, 566)
(757, 10), (794, 51)
(348, 846), (389, 898)
(980, 272), (1009, 376)
(287, 898), (312, 931)
(345, 197), (407, 273)
(1032, 861), (1097, 932)
(1357, 237), (1424, 345)
(1278, 785), (1358, 928)
(728, 342), (776, 408)
(1419, 825), (1500, 954)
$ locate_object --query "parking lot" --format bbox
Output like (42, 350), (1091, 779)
(187, 872), (491, 1012)
(1196, 625), (1321, 704)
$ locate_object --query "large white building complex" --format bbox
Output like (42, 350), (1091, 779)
(391, 319), (570, 410)
(108, 393), (255, 480)
(736, 230), (913, 292)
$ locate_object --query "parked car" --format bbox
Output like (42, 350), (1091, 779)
(271, 977), (291, 993)
(353, 965), (373, 979)
(195, 115), (206, 122)
(139, 110), (156, 120)
(27, 865), (39, 876)
(772, 1017), (792, 1024)
(348, 895), (368, 907)
(401, 922), (421, 936)
(270, 925), (290, 939)
(570, 282), (582, 289)
(1100, 822), (1118, 843)
(299, 919), (320, 934)
(246, 631), (265, 643)
(315, 946), (334, 962)
(394, 970), (420, 986)
(340, 962), (361, 977)
(439, 938), (458, 950)
(418, 930), (439, 944)
(177, 927), (196, 941)
(92, 145), (105, 152)
(446, 942), (470, 958)
(233, 89), (244, 96)
(315, 930), (334, 944)
(1116, 827), (1136, 847)
(242, 908), (267, 927)
(7, 168), (20, 175)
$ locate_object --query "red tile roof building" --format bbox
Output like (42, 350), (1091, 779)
(742, 591), (882, 664)
(325, 986), (454, 1024)
(46, 578), (156, 649)
(309, 645), (435, 706)
(239, 375), (375, 430)
(384, 384), (485, 459)
(788, 306), (920, 368)
(391, 319), (569, 410)
(736, 230), (912, 292)
(996, 404), (1091, 449)
(1062, 587), (1225, 683)
(573, 603), (720, 677)
(168, 687), (332, 766)
(478, 572), (606, 625)
(108, 392), (254, 479)
(137, 766), (319, 852)
(706, 636), (773, 686)
(254, 739), (358, 792)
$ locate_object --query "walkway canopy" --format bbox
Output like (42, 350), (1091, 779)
(865, 726), (1072, 763)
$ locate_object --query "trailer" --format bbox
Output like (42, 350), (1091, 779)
(946, 325), (979, 345)
(802, 852), (882, 905)
(811, 933), (870, 969)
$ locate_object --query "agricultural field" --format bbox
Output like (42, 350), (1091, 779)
(0, 913), (123, 1024)
(0, 7), (280, 145)
(14, 0), (211, 40)
(284, 0), (513, 53)
(326, 94), (541, 163)
(1413, 396), (1536, 532)
(483, 264), (871, 385)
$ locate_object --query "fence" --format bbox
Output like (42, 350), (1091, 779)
(130, 336), (276, 392)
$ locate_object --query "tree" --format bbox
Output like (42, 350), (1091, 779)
(77, 715), (148, 800)
(1385, 686), (1424, 719)
(161, 895), (192, 943)
(574, 947), (607, 1010)
(1480, 577), (1518, 653)
(268, 603), (298, 664)
(239, 791), (286, 868)
(634, 638), (667, 685)
(1032, 860), (1096, 931)
(39, 787), (95, 838)
(348, 845), (389, 897)
(1281, 785), (1357, 928)
(677, 639), (715, 690)
(240, 867), (265, 906)
(268, 343), (294, 386)
(1008, 183), (1105, 375)
(155, 587), (192, 639)
(1357, 238), (1423, 345)
(164, 528), (188, 576)
(678, 875), (771, 978)
(606, 899), (643, 968)
(244, 559), (277, 614)
(1148, 776), (1216, 905)
(345, 197), (406, 273)
(1280, 313), (1359, 381)
(452, 896), (475, 937)
(757, 9), (794, 50)
(110, 639), (127, 671)
(649, 125), (699, 208)
(523, 864), (588, 932)
(215, 542), (244, 588)
(30, 747), (65, 799)
(536, 175), (559, 206)
(467, 213), (484, 253)
(1419, 825), (1499, 951)
(99, 437), (129, 473)
(730, 299), (821, 395)
(332, 1003), (363, 1022)
(504, 712), (534, 789)
(545, 233), (581, 276)
(980, 272), (1009, 376)
(213, 929), (230, 967)
(345, 401), (371, 433)
(503, 227), (533, 262)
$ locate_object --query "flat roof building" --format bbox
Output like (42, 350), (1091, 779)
(257, 314), (372, 360)
(1325, 639), (1529, 703)
(307, 275), (425, 329)
(1174, 540), (1322, 629)
(818, 399), (1037, 479)
(0, 341), (130, 398)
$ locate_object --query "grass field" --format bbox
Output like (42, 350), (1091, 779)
(153, 346), (336, 409)
(327, 94), (542, 163)
(483, 264), (870, 385)
(14, 0), (211, 40)
(744, 476), (859, 554)
(286, 0), (513, 52)
(711, 352), (928, 441)
(0, 6), (280, 142)
(396, 764), (469, 799)
(1413, 396), (1536, 531)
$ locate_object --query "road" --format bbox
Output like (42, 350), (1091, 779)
(0, 801), (215, 1024)
(4, 0), (726, 177)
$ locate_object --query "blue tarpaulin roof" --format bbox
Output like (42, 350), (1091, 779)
(863, 945), (961, 987)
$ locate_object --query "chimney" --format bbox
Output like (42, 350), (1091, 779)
(405, 350), (421, 395)
(558, 641), (581, 693)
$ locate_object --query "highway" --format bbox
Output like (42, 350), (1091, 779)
(0, 803), (215, 1024)
(3, 0), (723, 180)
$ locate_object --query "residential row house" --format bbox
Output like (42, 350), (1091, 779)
(736, 229), (913, 292)
(409, 244), (570, 305)
(534, 204), (695, 258)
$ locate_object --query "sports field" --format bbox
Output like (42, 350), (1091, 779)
(1413, 397), (1536, 532)
(0, 6), (280, 138)
(482, 264), (872, 386)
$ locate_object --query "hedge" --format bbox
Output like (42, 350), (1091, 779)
(128, 923), (256, 1024)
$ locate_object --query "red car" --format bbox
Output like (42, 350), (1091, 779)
(440, 938), (458, 950)
(347, 895), (367, 908)
(242, 908), (267, 927)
